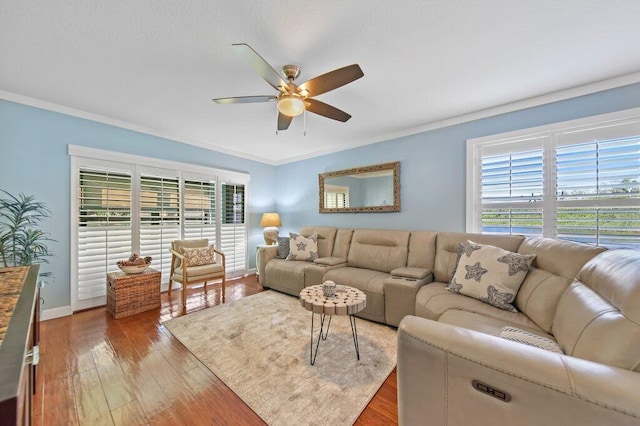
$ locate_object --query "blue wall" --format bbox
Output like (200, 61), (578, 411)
(275, 83), (640, 235)
(0, 100), (277, 310)
(3, 82), (640, 312)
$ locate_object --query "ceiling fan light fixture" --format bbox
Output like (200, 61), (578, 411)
(278, 94), (305, 117)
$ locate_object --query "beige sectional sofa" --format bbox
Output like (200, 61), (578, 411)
(256, 226), (640, 425)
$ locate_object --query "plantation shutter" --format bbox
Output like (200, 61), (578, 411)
(77, 168), (132, 310)
(183, 179), (216, 242)
(556, 135), (640, 248)
(221, 181), (246, 276)
(139, 174), (181, 283)
(480, 146), (544, 237)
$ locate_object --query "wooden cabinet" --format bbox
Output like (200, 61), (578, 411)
(0, 265), (40, 426)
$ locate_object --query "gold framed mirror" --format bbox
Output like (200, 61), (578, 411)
(319, 161), (400, 213)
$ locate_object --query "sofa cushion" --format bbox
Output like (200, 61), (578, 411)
(438, 309), (550, 339)
(264, 259), (308, 295)
(553, 249), (640, 371)
(331, 229), (353, 259)
(391, 266), (431, 280)
(499, 326), (563, 354)
(433, 232), (525, 283)
(287, 233), (318, 261)
(276, 236), (290, 259)
(322, 266), (388, 323)
(448, 241), (535, 312)
(314, 257), (346, 266)
(415, 282), (542, 331)
(180, 246), (215, 266)
(347, 229), (410, 273)
(515, 237), (606, 333)
(298, 226), (337, 258)
(407, 231), (437, 270)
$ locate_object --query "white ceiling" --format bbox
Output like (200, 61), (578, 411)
(2, 1), (640, 165)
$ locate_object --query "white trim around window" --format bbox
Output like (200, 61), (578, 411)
(467, 107), (640, 249)
(69, 145), (250, 311)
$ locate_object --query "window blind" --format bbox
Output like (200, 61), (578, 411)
(77, 169), (132, 306)
(468, 109), (640, 249)
(556, 136), (640, 248)
(183, 179), (216, 241)
(481, 149), (544, 237)
(221, 182), (246, 276)
(139, 174), (180, 283)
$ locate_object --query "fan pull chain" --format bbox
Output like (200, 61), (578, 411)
(303, 109), (307, 136)
(275, 104), (279, 135)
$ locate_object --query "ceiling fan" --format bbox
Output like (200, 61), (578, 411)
(213, 43), (364, 132)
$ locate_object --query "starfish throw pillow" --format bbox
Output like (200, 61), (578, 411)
(286, 233), (318, 262)
(447, 240), (535, 312)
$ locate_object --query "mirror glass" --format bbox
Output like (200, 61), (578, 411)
(319, 162), (400, 213)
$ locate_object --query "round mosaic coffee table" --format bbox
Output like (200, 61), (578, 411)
(299, 284), (367, 365)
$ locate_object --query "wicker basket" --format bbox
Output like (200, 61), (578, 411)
(107, 268), (161, 319)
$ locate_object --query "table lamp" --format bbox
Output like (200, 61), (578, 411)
(260, 213), (282, 245)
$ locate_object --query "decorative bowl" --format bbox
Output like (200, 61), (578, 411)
(118, 264), (148, 274)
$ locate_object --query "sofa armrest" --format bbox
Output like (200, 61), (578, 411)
(397, 316), (640, 426)
(383, 274), (433, 327)
(256, 245), (278, 285)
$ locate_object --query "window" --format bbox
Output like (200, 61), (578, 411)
(139, 174), (180, 284)
(467, 109), (640, 249)
(324, 185), (350, 208)
(70, 146), (249, 311)
(77, 167), (133, 310)
(220, 182), (246, 275)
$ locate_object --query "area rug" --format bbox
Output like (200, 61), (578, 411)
(162, 290), (397, 425)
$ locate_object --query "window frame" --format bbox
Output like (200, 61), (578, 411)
(69, 145), (249, 311)
(467, 107), (640, 246)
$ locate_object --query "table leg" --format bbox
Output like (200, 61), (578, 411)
(349, 314), (360, 361)
(310, 313), (332, 365)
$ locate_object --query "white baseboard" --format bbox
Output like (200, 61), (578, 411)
(41, 305), (73, 321)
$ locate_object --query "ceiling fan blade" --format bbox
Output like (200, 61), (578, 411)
(232, 43), (290, 92)
(305, 98), (352, 122)
(213, 95), (277, 104)
(278, 112), (293, 130)
(298, 64), (363, 97)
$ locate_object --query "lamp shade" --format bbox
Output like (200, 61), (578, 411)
(260, 212), (282, 227)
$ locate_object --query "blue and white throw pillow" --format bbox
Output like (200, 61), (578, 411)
(286, 233), (318, 262)
(447, 240), (535, 312)
(276, 237), (290, 259)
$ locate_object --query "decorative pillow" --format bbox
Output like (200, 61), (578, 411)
(276, 237), (290, 259)
(286, 233), (318, 262)
(499, 326), (563, 354)
(447, 241), (535, 312)
(180, 246), (215, 267)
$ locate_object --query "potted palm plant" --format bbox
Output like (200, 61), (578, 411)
(0, 190), (53, 273)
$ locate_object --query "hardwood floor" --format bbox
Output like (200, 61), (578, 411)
(33, 275), (398, 425)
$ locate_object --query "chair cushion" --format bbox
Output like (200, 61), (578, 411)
(172, 239), (209, 268)
(447, 241), (535, 312)
(180, 246), (215, 266)
(173, 263), (224, 281)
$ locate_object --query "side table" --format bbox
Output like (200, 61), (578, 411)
(299, 284), (367, 365)
(107, 268), (161, 319)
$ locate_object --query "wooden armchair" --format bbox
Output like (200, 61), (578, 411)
(169, 239), (226, 309)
